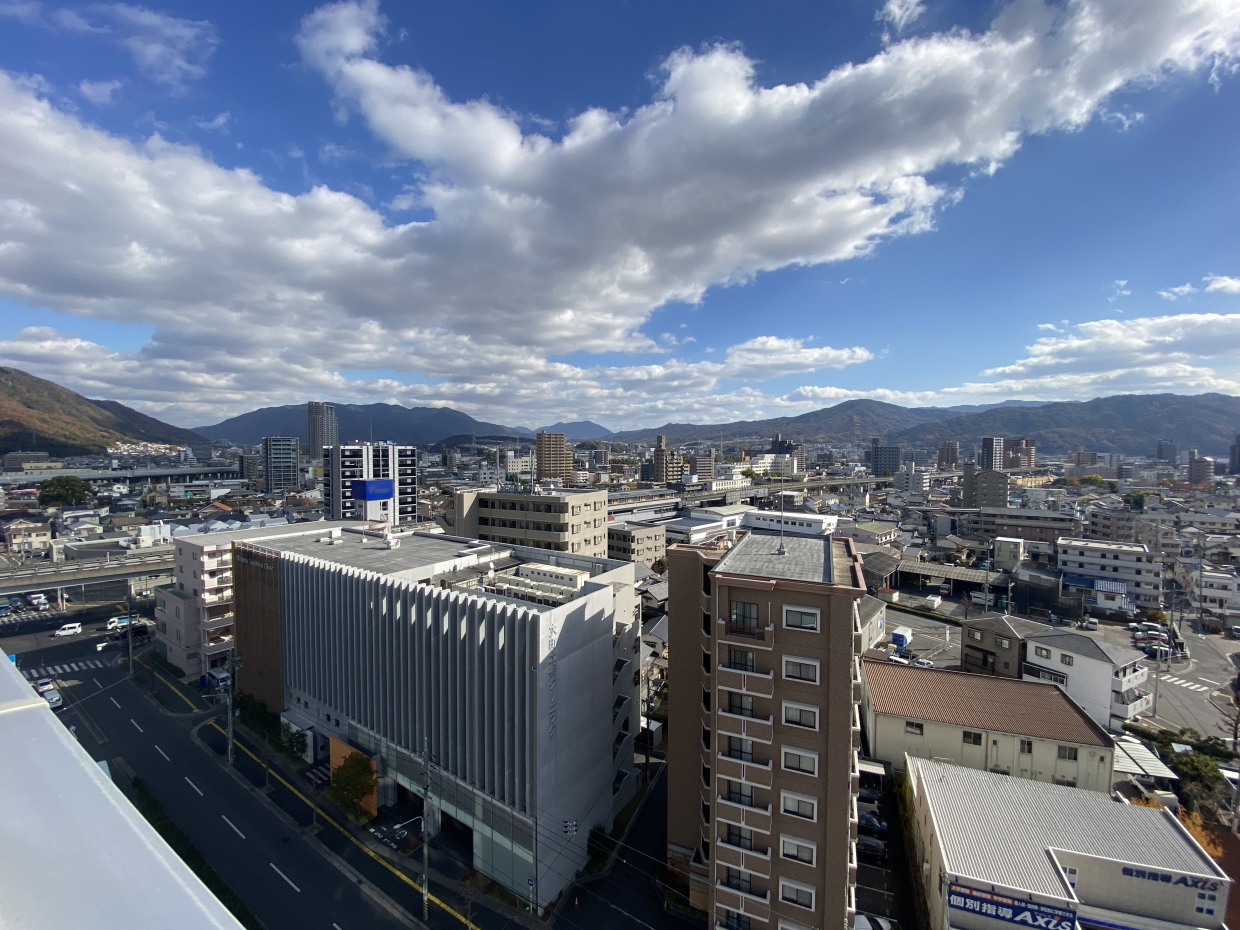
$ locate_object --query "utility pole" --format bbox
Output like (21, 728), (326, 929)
(227, 654), (243, 766)
(126, 590), (133, 675)
(422, 735), (430, 923)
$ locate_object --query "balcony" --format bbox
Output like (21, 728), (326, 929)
(612, 731), (630, 760)
(202, 573), (233, 589)
(714, 837), (772, 877)
(716, 752), (772, 789)
(715, 881), (771, 921)
(715, 710), (774, 744)
(716, 666), (774, 698)
(1111, 689), (1154, 719)
(201, 590), (233, 607)
(202, 613), (233, 632)
(612, 694), (630, 723)
(716, 797), (772, 834)
(722, 622), (767, 642)
(1115, 667), (1149, 692)
(203, 634), (234, 654)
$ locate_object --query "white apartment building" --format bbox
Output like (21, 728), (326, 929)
(1056, 536), (1163, 609)
(1021, 631), (1151, 731)
(323, 443), (417, 524)
(835, 521), (899, 546)
(1174, 560), (1240, 617)
(893, 462), (927, 494)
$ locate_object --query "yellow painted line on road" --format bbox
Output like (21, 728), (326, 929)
(209, 721), (479, 929)
(136, 657), (204, 713)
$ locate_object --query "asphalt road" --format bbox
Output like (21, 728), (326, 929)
(43, 643), (408, 930)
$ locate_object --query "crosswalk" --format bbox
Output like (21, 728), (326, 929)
(1158, 675), (1212, 692)
(304, 762), (331, 787)
(23, 658), (107, 680)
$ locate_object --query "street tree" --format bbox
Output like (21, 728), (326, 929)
(330, 751), (377, 814)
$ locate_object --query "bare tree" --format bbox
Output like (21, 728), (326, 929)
(1217, 698), (1240, 753)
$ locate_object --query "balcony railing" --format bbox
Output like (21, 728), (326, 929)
(203, 634), (234, 653)
(725, 623), (765, 641)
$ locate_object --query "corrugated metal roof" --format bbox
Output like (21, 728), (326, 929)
(1114, 736), (1178, 781)
(864, 660), (1112, 747)
(910, 757), (1226, 898)
(897, 561), (1009, 584)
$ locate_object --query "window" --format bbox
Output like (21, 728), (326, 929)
(780, 879), (815, 910)
(968, 629), (982, 641)
(702, 726), (711, 750)
(720, 911), (749, 930)
(1035, 646), (1052, 659)
(1054, 778), (1077, 788)
(1197, 892), (1218, 916)
(728, 649), (755, 672)
(701, 763), (710, 786)
(702, 801), (711, 824)
(727, 737), (753, 763)
(726, 780), (753, 807)
(702, 688), (711, 712)
(784, 608), (819, 631)
(783, 657), (819, 683)
(963, 731), (982, 746)
(995, 636), (1011, 649)
(905, 721), (924, 736)
(728, 692), (754, 718)
(702, 650), (711, 674)
(1060, 653), (1074, 666)
(703, 563), (712, 596)
(703, 611), (711, 636)
(725, 824), (753, 851)
(729, 600), (759, 635)
(784, 703), (818, 729)
(1020, 739), (1033, 754)
(1058, 746), (1078, 761)
(781, 790), (816, 820)
(724, 867), (751, 894)
(783, 748), (818, 776)
(781, 836), (816, 865)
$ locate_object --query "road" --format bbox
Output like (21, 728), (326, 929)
(40, 641), (408, 930)
(885, 608), (961, 668)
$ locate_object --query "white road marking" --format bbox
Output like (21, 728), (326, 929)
(222, 815), (245, 839)
(185, 777), (203, 797)
(131, 718), (143, 733)
(334, 924), (343, 930)
(1199, 678), (1220, 685)
(93, 678), (101, 689)
(269, 862), (300, 892)
(155, 745), (170, 761)
(109, 697), (121, 709)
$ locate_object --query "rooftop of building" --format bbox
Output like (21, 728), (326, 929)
(711, 532), (860, 588)
(963, 612), (1055, 637)
(863, 659), (1111, 747)
(847, 520), (897, 533)
(170, 518), (340, 550)
(1024, 630), (1146, 667)
(244, 526), (498, 576)
(908, 756), (1225, 899)
(1056, 536), (1150, 551)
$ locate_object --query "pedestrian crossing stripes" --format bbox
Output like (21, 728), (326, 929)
(304, 763), (331, 786)
(22, 658), (106, 680)
(1159, 675), (1211, 692)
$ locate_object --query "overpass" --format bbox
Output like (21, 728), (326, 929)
(0, 465), (240, 487)
(0, 552), (174, 598)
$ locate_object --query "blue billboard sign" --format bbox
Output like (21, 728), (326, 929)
(948, 884), (1075, 930)
(351, 478), (394, 501)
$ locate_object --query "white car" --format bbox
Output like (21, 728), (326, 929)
(52, 622), (82, 637)
(856, 915), (897, 930)
(914, 658), (935, 668)
(43, 689), (63, 709)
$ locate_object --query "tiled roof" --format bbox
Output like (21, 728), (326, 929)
(862, 659), (1112, 748)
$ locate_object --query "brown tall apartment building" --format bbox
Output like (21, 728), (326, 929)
(535, 431), (573, 481)
(667, 532), (867, 930)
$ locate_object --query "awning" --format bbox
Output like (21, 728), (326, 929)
(857, 758), (888, 777)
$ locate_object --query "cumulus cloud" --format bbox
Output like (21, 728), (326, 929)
(192, 111), (230, 132)
(78, 78), (122, 104)
(0, 0), (1238, 426)
(1205, 274), (1240, 294)
(1158, 282), (1198, 300)
(877, 0), (926, 33)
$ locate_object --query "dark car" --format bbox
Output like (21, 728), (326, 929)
(858, 787), (881, 804)
(859, 811), (888, 833)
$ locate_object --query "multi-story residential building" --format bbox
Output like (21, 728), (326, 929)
(1086, 509), (1140, 542)
(653, 434), (684, 484)
(869, 440), (902, 477)
(238, 451), (260, 483)
(907, 758), (1229, 930)
(608, 522), (667, 565)
(861, 660), (1115, 790)
(979, 437), (1004, 471)
(307, 401), (338, 462)
(505, 450), (535, 480)
(1004, 437), (1036, 469)
(322, 443), (417, 524)
(607, 488), (682, 522)
(1056, 537), (1162, 609)
(937, 441), (959, 470)
(232, 525), (640, 910)
(1177, 563), (1240, 617)
(2, 518), (52, 555)
(960, 613), (1053, 677)
(893, 462), (927, 494)
(1230, 434), (1240, 475)
(261, 436), (299, 495)
(1189, 456), (1216, 485)
(535, 432), (573, 481)
(977, 507), (1081, 550)
(455, 487), (608, 556)
(689, 450), (716, 480)
(961, 464), (1009, 509)
(666, 533), (867, 929)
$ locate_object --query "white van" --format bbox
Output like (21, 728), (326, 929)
(105, 616), (132, 631)
(52, 622), (82, 637)
(207, 668), (231, 691)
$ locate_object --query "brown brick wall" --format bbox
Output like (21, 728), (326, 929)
(232, 543), (284, 713)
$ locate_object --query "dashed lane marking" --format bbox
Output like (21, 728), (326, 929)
(185, 777), (203, 797)
(269, 863), (300, 892)
(131, 718), (143, 733)
(155, 745), (170, 761)
(109, 697), (120, 709)
(222, 815), (245, 839)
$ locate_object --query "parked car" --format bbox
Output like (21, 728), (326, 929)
(1128, 622), (1143, 632)
(858, 811), (888, 833)
(856, 914), (898, 930)
(8, 596), (24, 610)
(43, 689), (63, 710)
(858, 787), (882, 804)
(1080, 618), (1098, 630)
(33, 678), (54, 694)
(857, 799), (881, 816)
(856, 835), (887, 860)
(0, 605), (10, 618)
(914, 658), (935, 668)
(52, 622), (82, 637)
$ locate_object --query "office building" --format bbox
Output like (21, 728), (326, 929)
(307, 401), (338, 460)
(666, 533), (867, 929)
(1189, 456), (1215, 485)
(869, 440), (902, 477)
(536, 432), (573, 481)
(689, 450), (716, 480)
(1230, 434), (1240, 475)
(455, 487), (608, 556)
(1056, 537), (1163, 609)
(232, 525), (640, 910)
(861, 660), (1114, 790)
(769, 434), (806, 472)
(937, 441), (959, 470)
(261, 436), (299, 495)
(1156, 439), (1179, 463)
(653, 435), (684, 484)
(907, 757), (1229, 930)
(323, 443), (417, 524)
(607, 522), (667, 565)
(979, 437), (1004, 471)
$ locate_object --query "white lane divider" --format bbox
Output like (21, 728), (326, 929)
(93, 678), (101, 689)
(155, 745), (170, 761)
(109, 697), (121, 709)
(185, 777), (203, 797)
(269, 862), (300, 892)
(131, 719), (143, 733)
(222, 815), (246, 839)
(1200, 678), (1220, 685)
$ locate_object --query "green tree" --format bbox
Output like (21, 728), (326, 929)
(38, 475), (94, 507)
(330, 751), (377, 814)
(280, 723), (308, 760)
(1167, 751), (1224, 790)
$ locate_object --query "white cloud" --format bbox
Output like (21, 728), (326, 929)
(1158, 282), (1198, 300)
(192, 111), (230, 133)
(1108, 279), (1132, 302)
(876, 0), (925, 33)
(0, 0), (1238, 427)
(78, 78), (122, 105)
(1205, 274), (1240, 294)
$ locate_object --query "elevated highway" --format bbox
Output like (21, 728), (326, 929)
(0, 552), (174, 597)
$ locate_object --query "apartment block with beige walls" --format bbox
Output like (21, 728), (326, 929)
(455, 487), (608, 557)
(666, 532), (867, 930)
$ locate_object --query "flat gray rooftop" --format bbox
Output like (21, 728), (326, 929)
(247, 529), (496, 576)
(910, 757), (1224, 898)
(713, 532), (835, 584)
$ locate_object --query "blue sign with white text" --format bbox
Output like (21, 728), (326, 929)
(352, 478), (394, 501)
(948, 884), (1075, 930)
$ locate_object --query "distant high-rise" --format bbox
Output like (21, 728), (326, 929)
(536, 432), (573, 481)
(1229, 435), (1240, 475)
(979, 437), (1005, 471)
(652, 434), (684, 484)
(937, 441), (959, 470)
(324, 443), (417, 523)
(238, 451), (260, 482)
(1188, 456), (1215, 486)
(1005, 437), (1036, 469)
(307, 402), (338, 461)
(261, 437), (299, 495)
(870, 438), (902, 477)
(1156, 439), (1179, 463)
(689, 449), (715, 480)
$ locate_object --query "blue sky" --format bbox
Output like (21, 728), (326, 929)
(0, 0), (1238, 429)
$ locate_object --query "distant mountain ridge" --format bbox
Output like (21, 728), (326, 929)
(0, 367), (205, 457)
(536, 420), (613, 440)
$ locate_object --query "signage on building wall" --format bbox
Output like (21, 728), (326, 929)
(948, 884), (1075, 930)
(547, 620), (558, 739)
(1120, 868), (1221, 891)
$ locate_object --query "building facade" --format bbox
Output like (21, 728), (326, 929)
(870, 441), (902, 477)
(607, 522), (667, 565)
(962, 465), (1009, 509)
(323, 443), (417, 524)
(1056, 537), (1162, 609)
(937, 441), (959, 470)
(666, 533), (867, 930)
(261, 436), (299, 495)
(307, 401), (338, 462)
(979, 437), (1005, 471)
(535, 432), (573, 481)
(455, 487), (608, 557)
